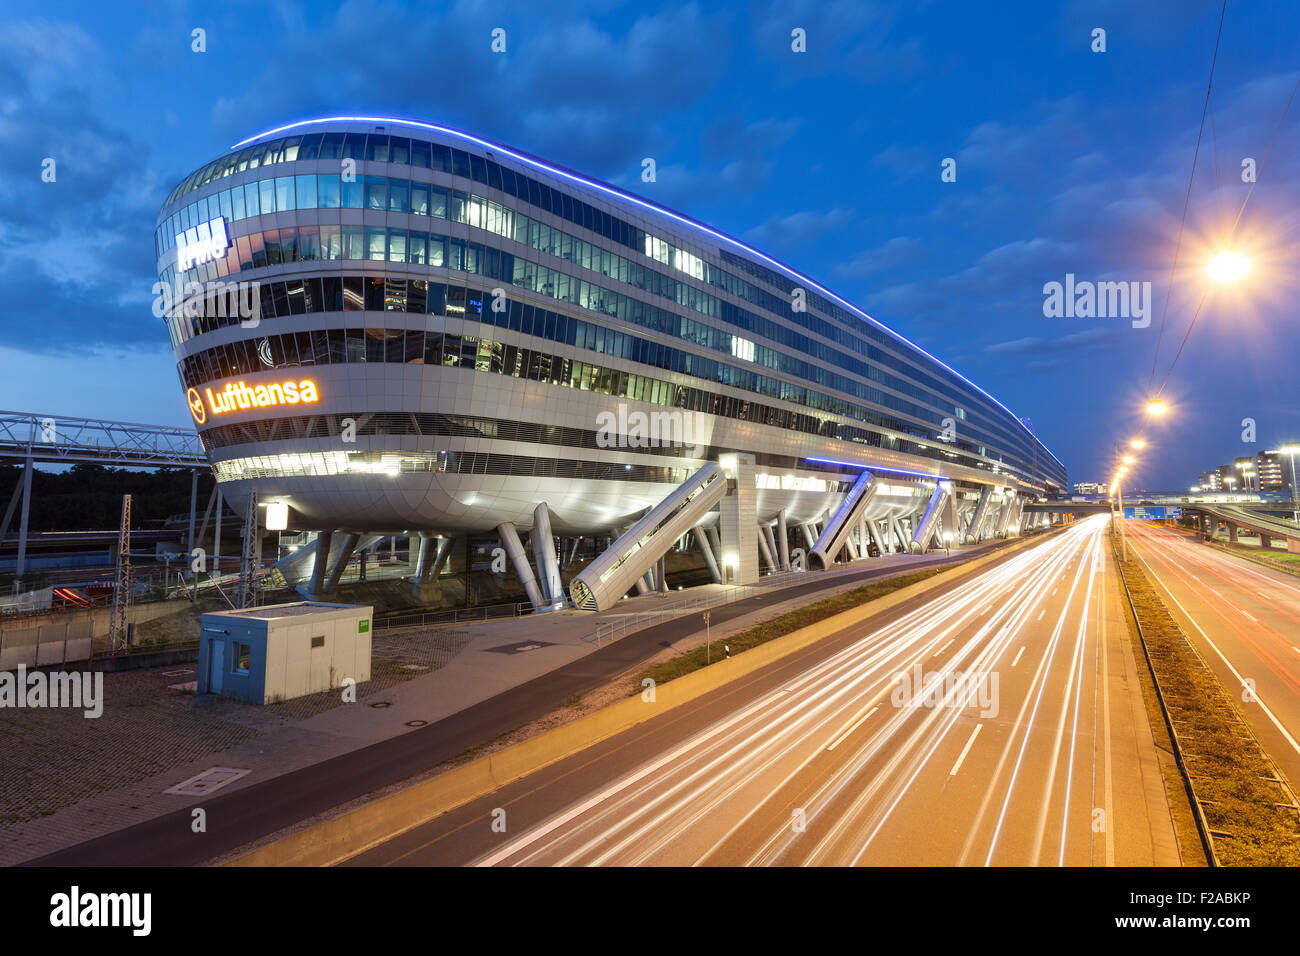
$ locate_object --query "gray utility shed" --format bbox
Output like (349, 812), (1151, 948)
(197, 601), (373, 704)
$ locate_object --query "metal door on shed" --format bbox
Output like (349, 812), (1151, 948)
(209, 639), (225, 693)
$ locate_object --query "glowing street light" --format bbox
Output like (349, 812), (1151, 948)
(1130, 438), (1146, 449)
(1208, 249), (1250, 282)
(1123, 455), (1136, 465)
(1146, 399), (1168, 417)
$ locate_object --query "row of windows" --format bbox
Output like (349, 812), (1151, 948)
(211, 448), (693, 485)
(197, 411), (790, 468)
(164, 130), (656, 262)
(160, 134), (1034, 453)
(180, 325), (1043, 487)
(172, 275), (1030, 469)
(158, 170), (1020, 456)
(164, 220), (1036, 463)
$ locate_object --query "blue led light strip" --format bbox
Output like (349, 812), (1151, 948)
(805, 457), (949, 482)
(228, 116), (1065, 471)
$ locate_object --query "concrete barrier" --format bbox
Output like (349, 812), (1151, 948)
(228, 531), (1049, 867)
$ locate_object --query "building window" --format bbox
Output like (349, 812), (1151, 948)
(233, 642), (251, 675)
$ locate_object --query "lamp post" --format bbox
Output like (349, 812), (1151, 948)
(703, 610), (711, 665)
(1113, 441), (1130, 560)
(1281, 444), (1300, 523)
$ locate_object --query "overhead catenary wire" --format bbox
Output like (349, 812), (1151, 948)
(1145, 0), (1228, 398)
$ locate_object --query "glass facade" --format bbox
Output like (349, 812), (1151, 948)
(157, 120), (1066, 493)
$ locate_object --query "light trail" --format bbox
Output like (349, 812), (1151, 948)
(468, 516), (1117, 866)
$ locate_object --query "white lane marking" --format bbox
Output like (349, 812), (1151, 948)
(1292, 646), (1300, 656)
(1036, 609), (1045, 622)
(823, 675), (902, 752)
(936, 638), (955, 656)
(1052, 589), (1058, 596)
(1240, 609), (1258, 624)
(1132, 547), (1300, 761)
(1012, 647), (1026, 667)
(949, 724), (983, 776)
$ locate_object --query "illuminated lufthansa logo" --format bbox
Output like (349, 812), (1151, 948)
(202, 379), (320, 415)
(186, 387), (206, 424)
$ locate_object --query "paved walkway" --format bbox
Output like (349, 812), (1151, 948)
(7, 543), (1014, 865)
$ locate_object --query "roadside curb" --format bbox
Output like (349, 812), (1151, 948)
(227, 531), (1050, 867)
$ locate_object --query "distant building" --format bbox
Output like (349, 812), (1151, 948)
(1256, 450), (1287, 491)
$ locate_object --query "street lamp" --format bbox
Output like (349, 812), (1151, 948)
(1281, 444), (1300, 523)
(1208, 249), (1250, 282)
(1130, 438), (1146, 449)
(1123, 455), (1136, 465)
(1235, 461), (1255, 494)
(1146, 399), (1168, 417)
(1112, 441), (1130, 559)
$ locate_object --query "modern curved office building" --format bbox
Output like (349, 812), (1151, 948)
(156, 117), (1065, 609)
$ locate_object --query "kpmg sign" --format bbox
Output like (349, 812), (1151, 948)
(176, 216), (230, 270)
(1123, 506), (1182, 520)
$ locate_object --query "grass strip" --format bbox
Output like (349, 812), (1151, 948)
(1203, 538), (1300, 576)
(1115, 531), (1300, 865)
(634, 566), (947, 690)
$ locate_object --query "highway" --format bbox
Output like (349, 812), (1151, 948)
(350, 515), (1180, 867)
(1126, 521), (1300, 789)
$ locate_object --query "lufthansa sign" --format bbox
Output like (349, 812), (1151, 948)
(187, 379), (321, 420)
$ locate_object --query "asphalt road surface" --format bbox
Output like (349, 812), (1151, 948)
(1127, 521), (1300, 789)
(28, 540), (991, 866)
(351, 514), (1179, 867)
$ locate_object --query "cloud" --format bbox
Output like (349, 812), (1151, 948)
(834, 236), (923, 278)
(744, 205), (855, 248)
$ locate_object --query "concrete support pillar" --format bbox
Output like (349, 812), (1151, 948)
(706, 525), (722, 562)
(718, 454), (757, 585)
(308, 530), (333, 596)
(800, 523), (817, 551)
(1260, 533), (1272, 549)
(498, 521), (545, 609)
(777, 509), (790, 571)
(531, 502), (562, 606)
(1227, 522), (1239, 543)
(324, 532), (358, 592)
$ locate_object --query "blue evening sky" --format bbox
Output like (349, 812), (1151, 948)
(1, 0), (1297, 489)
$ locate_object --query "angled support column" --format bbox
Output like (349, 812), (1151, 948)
(706, 525), (722, 562)
(14, 454), (34, 582)
(571, 462), (730, 610)
(761, 523), (780, 573)
(994, 491), (1019, 538)
(531, 502), (563, 607)
(324, 532), (358, 592)
(306, 530), (333, 597)
(800, 523), (817, 551)
(867, 517), (889, 555)
(757, 523), (777, 572)
(910, 482), (952, 554)
(692, 526), (723, 584)
(967, 487), (991, 543)
(939, 487), (960, 550)
(777, 509), (790, 571)
(498, 521), (546, 609)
